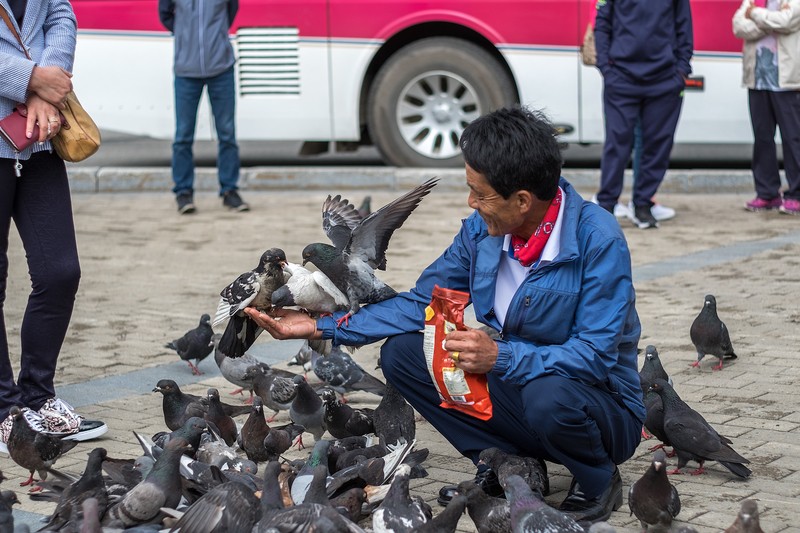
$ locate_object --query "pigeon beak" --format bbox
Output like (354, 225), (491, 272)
(152, 387), (161, 393)
(654, 460), (663, 471)
(302, 259), (309, 266)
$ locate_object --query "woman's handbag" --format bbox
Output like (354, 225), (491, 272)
(1, 8), (100, 162)
(50, 91), (101, 162)
(580, 23), (596, 66)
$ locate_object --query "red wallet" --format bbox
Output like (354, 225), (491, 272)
(0, 105), (41, 152)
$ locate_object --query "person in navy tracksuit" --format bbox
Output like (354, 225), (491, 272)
(593, 0), (693, 229)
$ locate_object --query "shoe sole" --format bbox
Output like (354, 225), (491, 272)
(0, 442), (7, 455)
(179, 205), (197, 214)
(779, 208), (800, 215)
(225, 205), (250, 212)
(630, 217), (659, 229)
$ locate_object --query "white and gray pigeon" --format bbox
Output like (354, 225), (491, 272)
(690, 294), (737, 371)
(213, 333), (270, 402)
(213, 248), (290, 358)
(271, 261), (349, 315)
(165, 313), (215, 375)
(312, 344), (386, 399)
(302, 178), (438, 326)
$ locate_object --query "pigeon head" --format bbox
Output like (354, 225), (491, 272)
(302, 243), (338, 267)
(737, 499), (760, 527)
(292, 374), (306, 385)
(478, 447), (505, 469)
(89, 447), (108, 461)
(645, 345), (658, 361)
(703, 294), (717, 310)
(153, 379), (179, 394)
(199, 313), (211, 325)
(184, 416), (207, 432)
(652, 449), (667, 471)
(207, 388), (221, 401)
(320, 388), (337, 403)
(8, 405), (22, 420)
(243, 364), (265, 380)
(455, 480), (483, 500)
(0, 490), (19, 506)
(258, 248), (287, 270)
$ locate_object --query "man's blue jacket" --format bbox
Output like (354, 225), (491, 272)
(317, 178), (646, 424)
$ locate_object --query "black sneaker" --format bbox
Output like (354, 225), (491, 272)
(222, 190), (250, 212)
(176, 193), (196, 214)
(630, 204), (658, 229)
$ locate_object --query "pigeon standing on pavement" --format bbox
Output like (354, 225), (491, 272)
(165, 313), (214, 375)
(725, 499), (765, 533)
(302, 178), (438, 326)
(102, 437), (190, 527)
(169, 480), (262, 533)
(690, 294), (737, 370)
(152, 379), (250, 431)
(213, 332), (271, 402)
(373, 381), (416, 447)
(313, 344), (386, 399)
(249, 367), (299, 422)
(479, 447), (549, 497)
(263, 422), (305, 462)
(639, 345), (672, 445)
(289, 375), (327, 446)
(39, 447), (109, 531)
(417, 493), (467, 533)
(458, 479), (510, 533)
(628, 449), (681, 531)
(503, 474), (584, 533)
(214, 248), (289, 358)
(0, 490), (19, 532)
(372, 464), (428, 532)
(238, 396), (272, 462)
(203, 388), (238, 446)
(321, 388), (374, 439)
(6, 406), (78, 487)
(648, 379), (751, 478)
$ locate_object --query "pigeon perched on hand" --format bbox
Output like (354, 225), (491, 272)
(303, 178), (438, 326)
(628, 449), (681, 531)
(214, 248), (289, 358)
(725, 499), (765, 533)
(647, 379), (751, 478)
(690, 294), (737, 371)
(165, 313), (214, 375)
(271, 261), (349, 316)
(6, 406), (78, 488)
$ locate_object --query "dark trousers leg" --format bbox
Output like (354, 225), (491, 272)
(380, 333), (641, 498)
(772, 90), (800, 200)
(0, 152), (81, 419)
(749, 89), (783, 200)
(633, 89), (683, 206)
(597, 86), (640, 210)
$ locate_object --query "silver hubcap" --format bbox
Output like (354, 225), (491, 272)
(396, 71), (482, 160)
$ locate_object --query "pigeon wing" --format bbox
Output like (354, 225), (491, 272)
(345, 178), (437, 270)
(214, 272), (260, 327)
(322, 194), (363, 251)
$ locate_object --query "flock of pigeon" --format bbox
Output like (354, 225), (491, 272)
(0, 183), (769, 532)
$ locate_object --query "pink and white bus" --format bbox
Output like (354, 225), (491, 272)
(70, 0), (746, 167)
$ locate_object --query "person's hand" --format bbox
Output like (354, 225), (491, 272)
(745, 1), (755, 18)
(243, 307), (321, 340)
(24, 94), (62, 143)
(28, 66), (73, 109)
(443, 326), (498, 375)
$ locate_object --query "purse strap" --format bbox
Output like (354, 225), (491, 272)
(1, 7), (31, 59)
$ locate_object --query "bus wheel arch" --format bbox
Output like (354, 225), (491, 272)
(366, 36), (518, 167)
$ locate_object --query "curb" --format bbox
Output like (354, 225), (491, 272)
(65, 167), (766, 194)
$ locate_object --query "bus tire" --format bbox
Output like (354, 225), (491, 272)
(367, 37), (517, 168)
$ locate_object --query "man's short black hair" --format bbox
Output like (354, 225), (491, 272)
(459, 106), (563, 201)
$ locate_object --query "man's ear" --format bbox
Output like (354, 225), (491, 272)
(515, 190), (534, 212)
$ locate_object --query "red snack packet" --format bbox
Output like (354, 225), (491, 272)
(423, 285), (493, 421)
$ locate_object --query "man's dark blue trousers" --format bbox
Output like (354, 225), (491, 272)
(380, 332), (642, 498)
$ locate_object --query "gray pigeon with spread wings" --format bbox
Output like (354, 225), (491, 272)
(690, 294), (737, 371)
(302, 178), (438, 326)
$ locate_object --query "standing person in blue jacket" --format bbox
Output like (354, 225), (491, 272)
(593, 0), (693, 229)
(158, 0), (248, 214)
(246, 106), (645, 525)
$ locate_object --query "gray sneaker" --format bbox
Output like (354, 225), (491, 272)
(176, 192), (196, 214)
(222, 190), (250, 212)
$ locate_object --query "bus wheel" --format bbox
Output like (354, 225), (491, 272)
(367, 37), (517, 168)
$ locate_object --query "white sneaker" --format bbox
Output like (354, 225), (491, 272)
(38, 398), (83, 435)
(629, 202), (675, 222)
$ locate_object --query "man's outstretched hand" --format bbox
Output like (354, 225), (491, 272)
(243, 307), (322, 341)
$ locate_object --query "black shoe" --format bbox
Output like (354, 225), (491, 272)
(559, 467), (623, 524)
(631, 204), (658, 229)
(176, 192), (196, 214)
(222, 190), (250, 211)
(437, 466), (503, 506)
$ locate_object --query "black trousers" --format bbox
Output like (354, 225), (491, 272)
(748, 89), (800, 201)
(0, 151), (81, 420)
(380, 332), (642, 499)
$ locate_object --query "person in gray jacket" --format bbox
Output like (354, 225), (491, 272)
(159, 0), (248, 214)
(734, 0), (800, 215)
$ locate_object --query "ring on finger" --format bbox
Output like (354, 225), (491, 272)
(451, 351), (460, 363)
(48, 116), (60, 123)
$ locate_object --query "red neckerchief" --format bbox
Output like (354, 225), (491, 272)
(510, 188), (562, 267)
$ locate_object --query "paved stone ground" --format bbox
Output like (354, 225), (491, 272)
(2, 176), (800, 531)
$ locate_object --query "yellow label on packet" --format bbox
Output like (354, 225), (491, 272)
(425, 305), (434, 322)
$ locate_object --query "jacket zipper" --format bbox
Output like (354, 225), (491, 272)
(197, 0), (206, 77)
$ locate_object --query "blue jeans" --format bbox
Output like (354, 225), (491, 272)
(380, 332), (642, 498)
(172, 66), (240, 196)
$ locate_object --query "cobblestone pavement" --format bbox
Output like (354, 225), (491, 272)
(2, 177), (800, 531)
